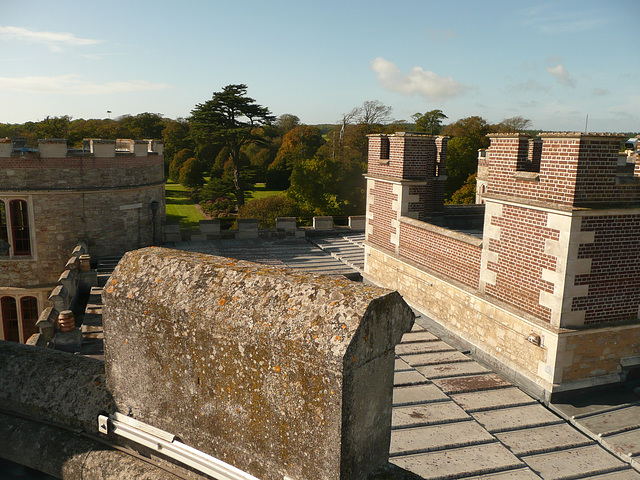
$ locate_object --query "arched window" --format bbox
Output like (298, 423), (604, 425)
(1, 297), (19, 342)
(21, 296), (39, 340)
(10, 200), (31, 256)
(1, 295), (40, 343)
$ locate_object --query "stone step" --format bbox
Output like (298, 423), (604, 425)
(450, 387), (538, 413)
(394, 358), (413, 372)
(390, 421), (495, 456)
(416, 361), (490, 380)
(472, 404), (565, 434)
(400, 330), (439, 343)
(601, 428), (640, 458)
(401, 350), (472, 367)
(392, 402), (470, 429)
(394, 370), (430, 387)
(579, 405), (640, 437)
(495, 423), (595, 457)
(432, 373), (512, 395)
(393, 384), (449, 407)
(522, 444), (630, 480)
(396, 340), (456, 356)
(459, 468), (543, 479)
(391, 443), (524, 480)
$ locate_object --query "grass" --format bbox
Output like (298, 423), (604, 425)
(246, 183), (285, 201)
(164, 181), (285, 232)
(165, 181), (205, 232)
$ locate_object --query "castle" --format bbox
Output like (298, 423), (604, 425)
(0, 137), (165, 343)
(364, 131), (640, 398)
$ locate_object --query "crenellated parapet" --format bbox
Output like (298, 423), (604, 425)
(485, 132), (638, 207)
(0, 137), (164, 159)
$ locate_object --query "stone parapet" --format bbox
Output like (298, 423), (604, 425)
(102, 247), (414, 480)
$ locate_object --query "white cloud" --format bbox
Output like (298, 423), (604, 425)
(519, 5), (608, 34)
(546, 64), (576, 88)
(0, 26), (101, 52)
(371, 57), (470, 101)
(592, 88), (609, 96)
(0, 74), (171, 95)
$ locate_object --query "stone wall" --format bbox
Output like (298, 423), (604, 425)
(103, 247), (414, 480)
(0, 140), (165, 289)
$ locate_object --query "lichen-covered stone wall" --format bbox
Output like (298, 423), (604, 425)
(102, 247), (414, 480)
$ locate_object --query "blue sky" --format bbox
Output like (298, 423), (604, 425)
(0, 0), (638, 132)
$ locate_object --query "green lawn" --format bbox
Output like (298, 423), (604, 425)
(165, 181), (205, 232)
(246, 183), (284, 201)
(165, 181), (285, 232)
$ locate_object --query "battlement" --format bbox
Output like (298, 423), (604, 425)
(367, 132), (447, 180)
(485, 132), (639, 207)
(0, 137), (164, 158)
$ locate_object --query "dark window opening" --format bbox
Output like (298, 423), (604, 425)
(0, 201), (8, 256)
(21, 296), (39, 340)
(1, 297), (19, 343)
(10, 200), (30, 256)
(380, 137), (390, 160)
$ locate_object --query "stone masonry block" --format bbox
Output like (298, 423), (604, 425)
(199, 219), (221, 235)
(276, 216), (297, 232)
(313, 216), (334, 230)
(102, 247), (414, 480)
(48, 285), (69, 312)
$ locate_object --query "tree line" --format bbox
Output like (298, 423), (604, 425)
(0, 84), (537, 223)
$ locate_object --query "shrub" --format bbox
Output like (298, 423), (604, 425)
(237, 195), (300, 228)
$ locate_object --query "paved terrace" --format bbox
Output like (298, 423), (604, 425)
(79, 233), (640, 479)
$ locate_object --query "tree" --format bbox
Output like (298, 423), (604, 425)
(267, 125), (324, 189)
(274, 114), (300, 134)
(496, 116), (532, 133)
(357, 100), (393, 127)
(447, 173), (477, 204)
(178, 157), (206, 189)
(441, 116), (492, 199)
(169, 148), (194, 182)
(412, 110), (447, 135)
(190, 84), (275, 207)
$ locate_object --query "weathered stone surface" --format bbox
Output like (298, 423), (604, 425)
(432, 373), (512, 395)
(416, 361), (490, 380)
(390, 421), (494, 456)
(0, 341), (110, 433)
(579, 406), (640, 436)
(495, 423), (594, 456)
(391, 443), (523, 479)
(450, 386), (537, 413)
(393, 384), (449, 406)
(523, 444), (628, 479)
(392, 402), (469, 428)
(103, 247), (414, 480)
(472, 404), (563, 433)
(395, 340), (455, 355)
(0, 412), (185, 480)
(394, 370), (429, 387)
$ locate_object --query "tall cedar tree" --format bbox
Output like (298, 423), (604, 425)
(190, 84), (274, 207)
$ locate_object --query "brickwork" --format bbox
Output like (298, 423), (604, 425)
(364, 130), (640, 393)
(366, 179), (398, 253)
(483, 204), (558, 323)
(573, 213), (640, 324)
(399, 219), (481, 289)
(486, 133), (639, 207)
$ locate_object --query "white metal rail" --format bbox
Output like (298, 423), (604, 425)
(98, 412), (261, 480)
